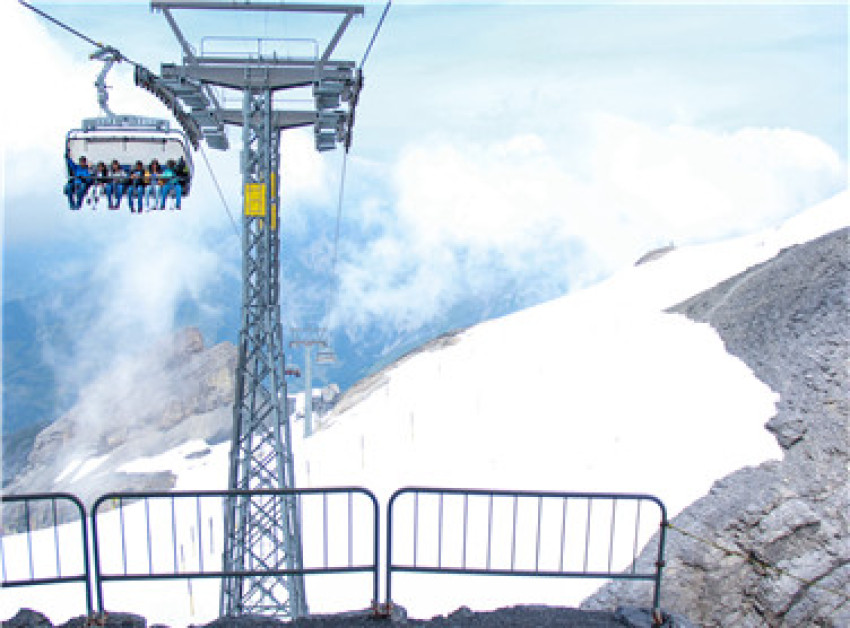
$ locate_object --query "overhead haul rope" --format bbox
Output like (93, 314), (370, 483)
(19, 0), (141, 68)
(665, 521), (850, 617)
(323, 0), (392, 324)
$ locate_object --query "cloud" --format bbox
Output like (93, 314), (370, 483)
(39, 216), (233, 415)
(332, 116), (845, 332)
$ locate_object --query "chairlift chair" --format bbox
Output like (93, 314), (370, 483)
(64, 47), (195, 202)
(66, 115), (194, 196)
(316, 348), (337, 365)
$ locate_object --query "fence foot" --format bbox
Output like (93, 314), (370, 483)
(372, 600), (391, 618)
(372, 601), (406, 621)
(651, 608), (664, 627)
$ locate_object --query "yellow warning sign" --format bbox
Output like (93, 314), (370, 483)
(270, 174), (278, 230)
(244, 183), (266, 217)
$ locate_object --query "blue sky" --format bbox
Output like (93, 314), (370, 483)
(1, 0), (847, 359)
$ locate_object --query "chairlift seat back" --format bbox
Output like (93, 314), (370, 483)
(66, 117), (194, 195)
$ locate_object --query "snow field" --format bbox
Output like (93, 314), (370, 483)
(2, 190), (847, 625)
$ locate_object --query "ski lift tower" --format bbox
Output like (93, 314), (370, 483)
(150, 1), (364, 619)
(290, 327), (332, 438)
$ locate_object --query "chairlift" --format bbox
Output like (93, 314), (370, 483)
(66, 117), (194, 196)
(64, 47), (195, 204)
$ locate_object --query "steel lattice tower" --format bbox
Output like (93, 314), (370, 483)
(150, 1), (364, 619)
(222, 88), (306, 617)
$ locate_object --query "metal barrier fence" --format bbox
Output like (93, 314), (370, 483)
(386, 487), (668, 620)
(2, 487), (668, 621)
(91, 487), (380, 615)
(0, 492), (93, 616)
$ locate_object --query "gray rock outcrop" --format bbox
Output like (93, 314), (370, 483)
(3, 328), (236, 530)
(583, 228), (849, 626)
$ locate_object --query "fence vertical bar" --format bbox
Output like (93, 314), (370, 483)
(171, 496), (179, 574)
(386, 489), (397, 611)
(462, 494), (468, 570)
(413, 492), (419, 568)
(608, 499), (617, 573)
(323, 492), (329, 569)
(370, 489), (380, 612)
(119, 497), (127, 576)
(145, 498), (153, 575)
(81, 496), (93, 617)
(0, 532), (7, 582)
(559, 497), (568, 572)
(652, 503), (669, 624)
(510, 494), (518, 571)
(535, 495), (543, 572)
(348, 491), (354, 568)
(196, 495), (204, 573)
(92, 498), (105, 615)
(583, 498), (592, 572)
(53, 497), (62, 577)
(632, 500), (642, 574)
(486, 493), (493, 570)
(437, 493), (443, 569)
(25, 500), (34, 580)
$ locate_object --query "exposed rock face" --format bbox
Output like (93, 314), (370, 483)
(3, 328), (236, 530)
(583, 228), (849, 626)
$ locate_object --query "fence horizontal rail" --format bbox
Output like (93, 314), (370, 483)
(386, 487), (668, 621)
(90, 487), (380, 616)
(0, 492), (93, 616)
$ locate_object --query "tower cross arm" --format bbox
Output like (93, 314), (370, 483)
(151, 1), (364, 16)
(218, 109), (318, 130)
(166, 63), (354, 91)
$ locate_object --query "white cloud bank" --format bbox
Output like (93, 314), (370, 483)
(333, 116), (845, 331)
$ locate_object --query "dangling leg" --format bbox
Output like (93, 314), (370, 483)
(158, 183), (168, 210)
(64, 180), (78, 210)
(72, 179), (86, 209)
(114, 183), (126, 210)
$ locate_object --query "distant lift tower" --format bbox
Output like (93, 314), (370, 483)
(150, 1), (364, 619)
(290, 327), (334, 438)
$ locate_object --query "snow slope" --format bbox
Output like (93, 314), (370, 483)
(2, 189), (847, 626)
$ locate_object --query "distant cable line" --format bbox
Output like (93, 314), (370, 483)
(199, 144), (240, 240)
(325, 150), (349, 318)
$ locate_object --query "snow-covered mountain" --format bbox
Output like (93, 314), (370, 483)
(2, 190), (847, 627)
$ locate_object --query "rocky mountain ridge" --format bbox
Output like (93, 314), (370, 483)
(583, 227), (849, 626)
(4, 328), (235, 528)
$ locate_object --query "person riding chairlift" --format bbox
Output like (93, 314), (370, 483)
(90, 162), (109, 208)
(145, 159), (162, 210)
(64, 150), (92, 210)
(105, 159), (128, 210)
(158, 159), (182, 210)
(127, 160), (146, 214)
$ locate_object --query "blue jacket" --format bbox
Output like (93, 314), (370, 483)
(67, 156), (92, 182)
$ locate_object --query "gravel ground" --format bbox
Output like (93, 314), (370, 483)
(5, 606), (694, 628)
